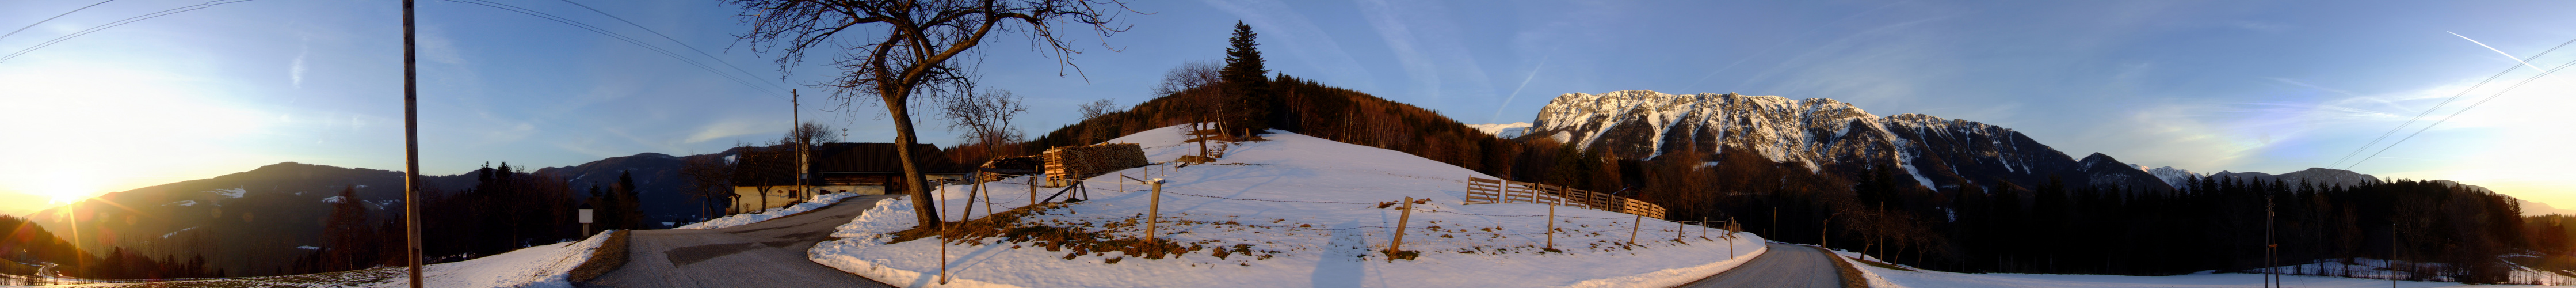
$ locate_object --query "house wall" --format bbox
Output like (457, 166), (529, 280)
(726, 175), (967, 213)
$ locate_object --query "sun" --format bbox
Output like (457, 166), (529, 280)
(37, 173), (103, 205)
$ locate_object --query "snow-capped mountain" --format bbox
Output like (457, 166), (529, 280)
(2130, 165), (2205, 189)
(1466, 122), (1532, 138)
(2204, 168), (2383, 189)
(1527, 90), (2173, 192)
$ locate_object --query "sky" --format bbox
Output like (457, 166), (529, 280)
(2, 0), (2573, 215)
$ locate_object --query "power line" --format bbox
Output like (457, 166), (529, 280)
(2344, 54), (2574, 170)
(0, 0), (257, 64)
(0, 0), (114, 44)
(554, 0), (791, 93)
(2325, 36), (2576, 169)
(445, 0), (791, 101)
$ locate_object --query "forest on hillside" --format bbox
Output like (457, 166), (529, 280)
(977, 22), (2563, 284)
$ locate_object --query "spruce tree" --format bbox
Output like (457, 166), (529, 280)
(616, 172), (644, 229)
(1221, 21), (1273, 134)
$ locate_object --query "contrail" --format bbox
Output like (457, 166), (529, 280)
(2451, 31), (2548, 73)
(1678, 0), (1913, 93)
(1487, 50), (1554, 124)
(2325, 35), (2576, 169)
(2347, 46), (2574, 170)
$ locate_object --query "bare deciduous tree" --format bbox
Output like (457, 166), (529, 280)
(730, 0), (1131, 229)
(678, 153), (736, 219)
(1077, 98), (1115, 120)
(943, 88), (1027, 159)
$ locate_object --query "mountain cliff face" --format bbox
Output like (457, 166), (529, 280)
(1526, 90), (2173, 193)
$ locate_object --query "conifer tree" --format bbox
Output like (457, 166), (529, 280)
(1221, 21), (1273, 134)
(616, 172), (644, 229)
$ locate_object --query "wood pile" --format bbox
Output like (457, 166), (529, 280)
(1042, 143), (1148, 187)
(979, 156), (1041, 182)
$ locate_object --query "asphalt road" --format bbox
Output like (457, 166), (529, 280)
(578, 195), (902, 288)
(1680, 242), (1845, 288)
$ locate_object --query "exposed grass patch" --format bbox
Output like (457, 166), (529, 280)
(887, 203), (1220, 262)
(78, 267), (404, 288)
(568, 230), (632, 283)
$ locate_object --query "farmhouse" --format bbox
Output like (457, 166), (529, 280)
(732, 142), (968, 213)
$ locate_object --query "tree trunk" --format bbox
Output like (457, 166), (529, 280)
(886, 94), (944, 230)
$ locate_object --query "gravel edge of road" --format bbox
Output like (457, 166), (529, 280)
(567, 230), (632, 283)
(1822, 247), (1868, 288)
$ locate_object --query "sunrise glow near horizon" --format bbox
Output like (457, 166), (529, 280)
(3, 0), (2573, 215)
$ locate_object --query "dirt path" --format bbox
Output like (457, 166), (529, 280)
(1680, 242), (1845, 288)
(578, 195), (902, 288)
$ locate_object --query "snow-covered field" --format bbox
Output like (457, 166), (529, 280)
(1831, 249), (2555, 288)
(6, 230), (617, 288)
(675, 192), (862, 229)
(809, 124), (1764, 287)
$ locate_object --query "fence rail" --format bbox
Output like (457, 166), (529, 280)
(1463, 177), (1666, 219)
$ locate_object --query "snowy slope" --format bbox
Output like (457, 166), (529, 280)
(1827, 249), (2530, 288)
(809, 124), (1766, 287)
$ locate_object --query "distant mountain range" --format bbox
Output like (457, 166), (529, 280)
(20, 150), (737, 275)
(1526, 90), (2171, 194)
(1520, 90), (2513, 203)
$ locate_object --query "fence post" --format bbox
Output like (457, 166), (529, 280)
(1545, 198), (1558, 250)
(1676, 218), (1685, 242)
(1027, 175), (1037, 205)
(1628, 213), (1643, 247)
(1147, 179), (1165, 244)
(1388, 196), (1414, 259)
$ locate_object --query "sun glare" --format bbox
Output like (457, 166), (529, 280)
(38, 172), (102, 205)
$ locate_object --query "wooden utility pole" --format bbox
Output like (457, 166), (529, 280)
(400, 1), (423, 286)
(792, 90), (807, 202)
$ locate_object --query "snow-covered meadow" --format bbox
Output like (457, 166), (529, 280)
(809, 124), (1765, 287)
(8, 230), (619, 288)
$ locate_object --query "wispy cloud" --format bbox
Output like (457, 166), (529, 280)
(684, 118), (776, 143)
(1204, 0), (1377, 90)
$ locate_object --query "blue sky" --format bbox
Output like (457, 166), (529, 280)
(3, 0), (2573, 215)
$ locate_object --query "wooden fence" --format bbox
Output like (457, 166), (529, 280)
(1464, 177), (1666, 219)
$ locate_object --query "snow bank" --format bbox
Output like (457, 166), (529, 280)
(810, 124), (1766, 287)
(676, 192), (862, 230)
(398, 230), (616, 288)
(1827, 249), (2517, 288)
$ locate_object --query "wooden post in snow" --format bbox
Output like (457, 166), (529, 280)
(1628, 213), (1643, 247)
(1388, 196), (1414, 258)
(1545, 198), (1557, 250)
(1676, 218), (1686, 242)
(1147, 179), (1165, 244)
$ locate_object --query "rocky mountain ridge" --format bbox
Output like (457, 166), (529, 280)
(1526, 90), (2174, 193)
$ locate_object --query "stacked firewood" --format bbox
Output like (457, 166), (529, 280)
(1042, 143), (1148, 186)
